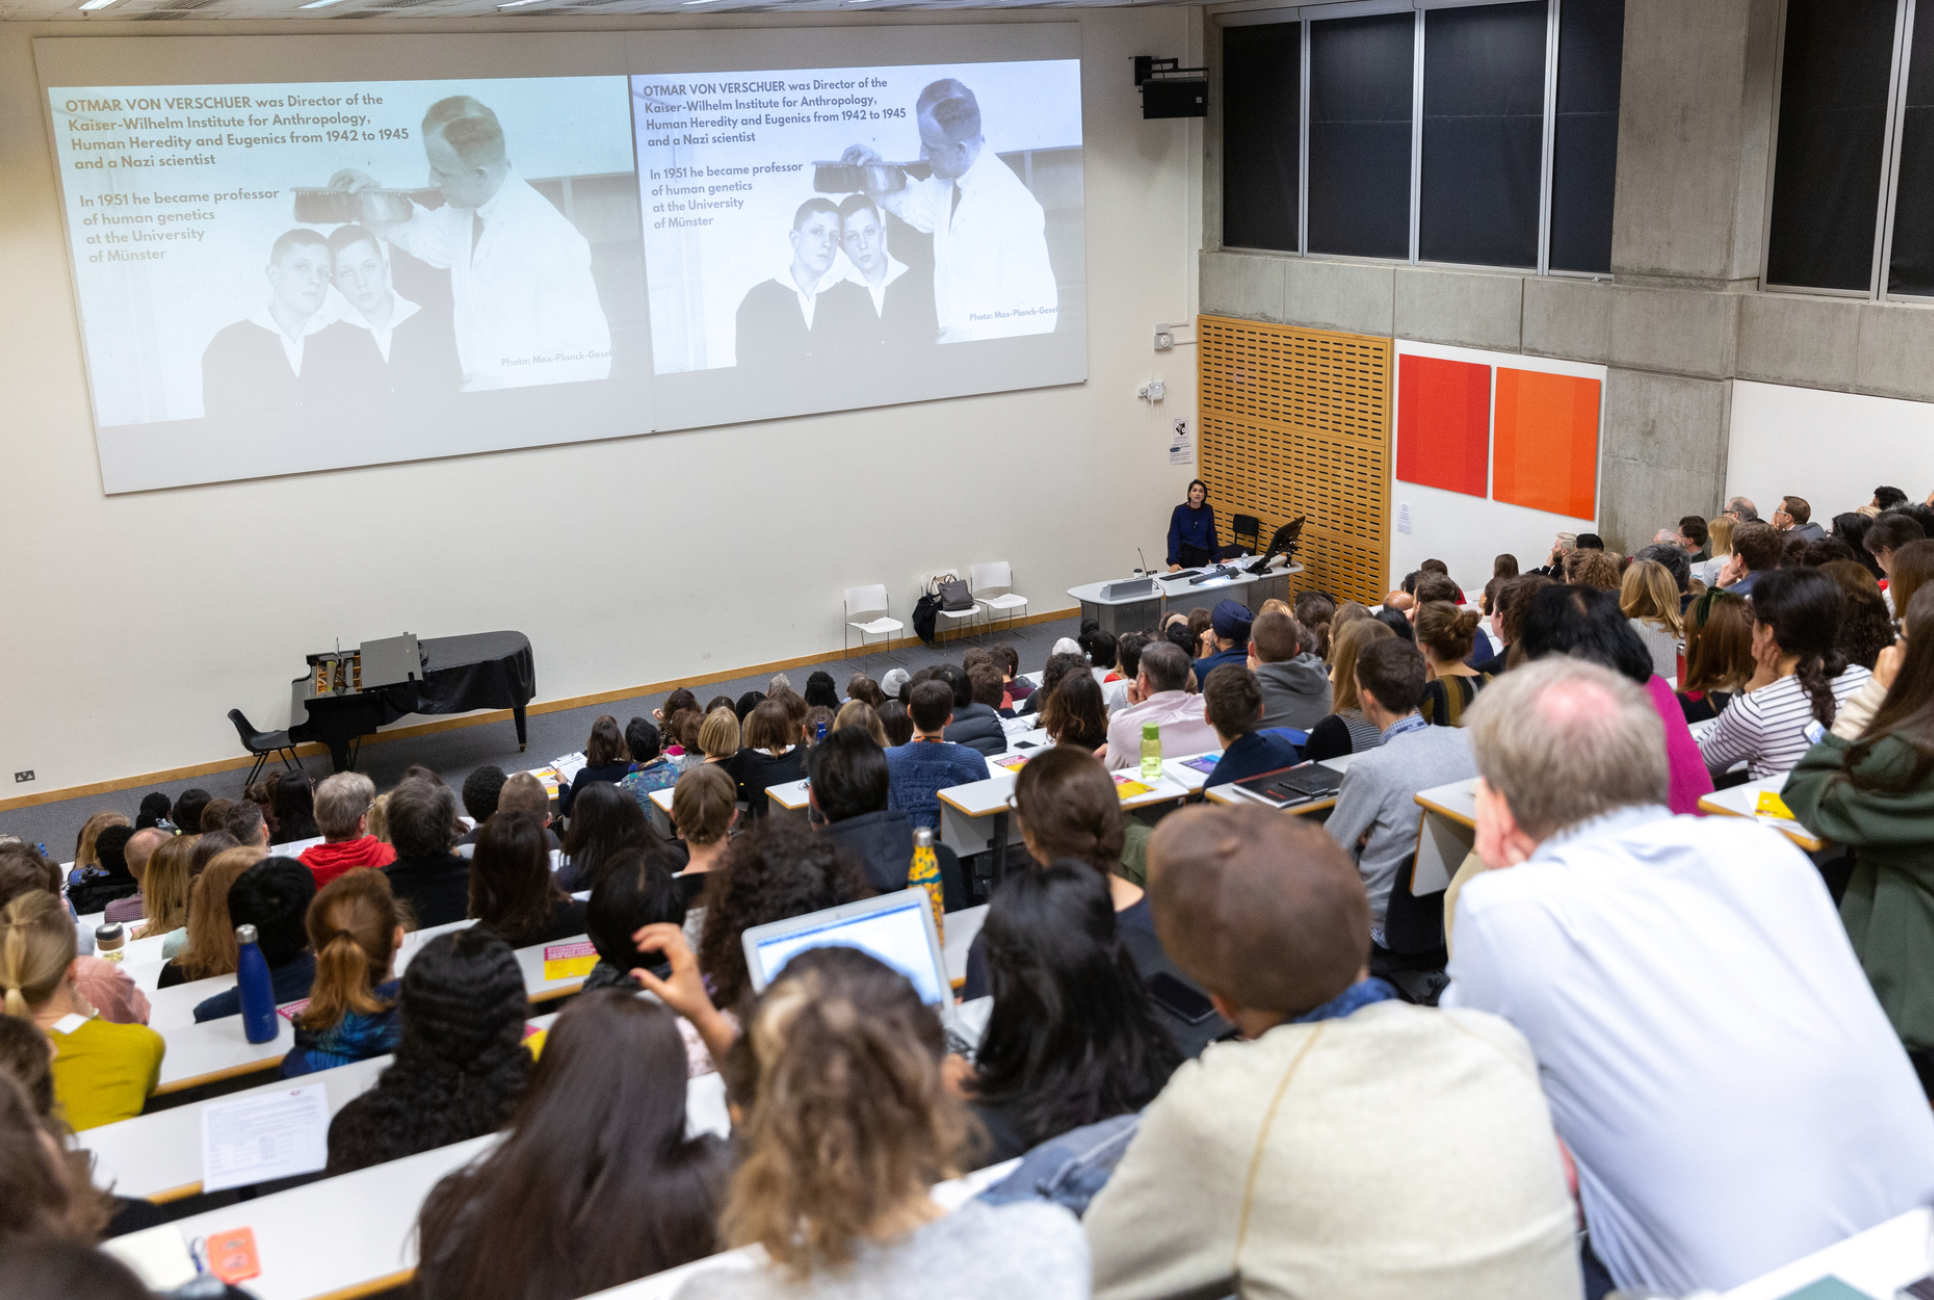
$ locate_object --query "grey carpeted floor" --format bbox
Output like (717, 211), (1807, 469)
(3, 616), (1084, 857)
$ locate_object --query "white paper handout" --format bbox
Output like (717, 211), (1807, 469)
(200, 1082), (330, 1193)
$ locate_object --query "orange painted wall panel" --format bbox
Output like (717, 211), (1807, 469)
(1493, 368), (1600, 519)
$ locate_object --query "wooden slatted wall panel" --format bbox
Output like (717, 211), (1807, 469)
(1196, 316), (1392, 606)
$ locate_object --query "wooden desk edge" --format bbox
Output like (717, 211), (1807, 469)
(314, 1267), (417, 1300)
(935, 789), (997, 817)
(1696, 795), (1828, 852)
(154, 1054), (284, 1096)
(1413, 794), (1477, 830)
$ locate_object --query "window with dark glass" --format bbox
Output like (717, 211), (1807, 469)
(1549, 0), (1624, 273)
(1307, 12), (1414, 259)
(1221, 22), (1303, 252)
(1765, 0), (1897, 290)
(1418, 2), (1547, 268)
(1889, 5), (1934, 294)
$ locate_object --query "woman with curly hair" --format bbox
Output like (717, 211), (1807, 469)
(1822, 560), (1898, 672)
(325, 928), (531, 1174)
(694, 818), (870, 1014)
(632, 941), (1087, 1298)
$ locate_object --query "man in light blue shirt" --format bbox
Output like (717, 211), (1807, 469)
(1324, 639), (1475, 945)
(1444, 658), (1934, 1296)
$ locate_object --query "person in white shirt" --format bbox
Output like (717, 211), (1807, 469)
(201, 228), (338, 424)
(841, 78), (1058, 343)
(1445, 657), (1934, 1297)
(734, 197), (843, 372)
(331, 95), (611, 392)
(305, 225), (460, 416)
(1102, 641), (1217, 771)
(815, 194), (936, 357)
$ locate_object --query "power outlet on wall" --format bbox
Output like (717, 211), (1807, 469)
(14, 770), (34, 784)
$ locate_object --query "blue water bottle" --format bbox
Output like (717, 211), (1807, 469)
(236, 924), (276, 1044)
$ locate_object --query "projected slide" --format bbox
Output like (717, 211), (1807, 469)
(44, 74), (645, 492)
(632, 58), (1085, 429)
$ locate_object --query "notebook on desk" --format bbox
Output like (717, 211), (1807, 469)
(1234, 762), (1345, 807)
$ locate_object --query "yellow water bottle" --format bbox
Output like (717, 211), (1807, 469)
(910, 827), (945, 944)
(1140, 722), (1163, 783)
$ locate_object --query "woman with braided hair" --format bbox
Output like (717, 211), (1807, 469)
(0, 890), (164, 1129)
(1700, 567), (1874, 781)
(324, 927), (531, 1173)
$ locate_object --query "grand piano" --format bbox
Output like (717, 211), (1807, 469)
(290, 631), (536, 772)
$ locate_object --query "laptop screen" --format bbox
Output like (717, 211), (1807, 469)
(748, 893), (946, 1006)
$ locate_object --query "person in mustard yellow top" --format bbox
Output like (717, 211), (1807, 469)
(1, 891), (164, 1130)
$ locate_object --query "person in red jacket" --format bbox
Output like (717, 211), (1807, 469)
(300, 772), (397, 888)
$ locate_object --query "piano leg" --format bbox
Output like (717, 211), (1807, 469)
(327, 736), (354, 773)
(514, 703), (529, 752)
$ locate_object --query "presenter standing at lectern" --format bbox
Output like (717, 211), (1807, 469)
(1168, 479), (1219, 570)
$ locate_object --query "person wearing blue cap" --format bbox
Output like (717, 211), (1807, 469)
(1193, 600), (1253, 687)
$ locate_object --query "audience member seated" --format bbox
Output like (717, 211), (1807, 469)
(1202, 665), (1301, 789)
(301, 772), (398, 886)
(0, 891), (163, 1129)
(1296, 591), (1339, 656)
(1699, 568), (1873, 780)
(326, 927), (532, 1175)
(879, 667), (912, 705)
(845, 673), (886, 710)
(885, 680), (989, 832)
(66, 811), (128, 891)
(1019, 649), (1088, 718)
(471, 811), (586, 947)
(944, 663), (1009, 757)
(1084, 805), (1580, 1299)
(285, 870), (404, 1077)
(98, 827), (164, 925)
(697, 706), (743, 785)
(154, 845), (262, 989)
(1302, 618), (1397, 762)
(171, 789), (212, 839)
(133, 791), (171, 831)
(1562, 547), (1621, 591)
(1620, 558), (1684, 680)
(494, 772), (562, 850)
(269, 773), (321, 845)
(1825, 560), (1897, 671)
(1689, 515), (1734, 587)
(1325, 639), (1475, 961)
(1786, 585), (1934, 1089)
(1413, 602), (1489, 726)
(457, 765), (507, 846)
(878, 699), (914, 747)
(1635, 540), (1693, 607)
(1445, 659), (1934, 1294)
(0, 843), (148, 1026)
(811, 727), (951, 898)
(414, 990), (729, 1300)
(694, 818), (870, 1016)
(1714, 519), (1783, 596)
(1103, 641), (1216, 771)
(1520, 585), (1713, 814)
(382, 779), (472, 927)
(1041, 671), (1109, 753)
(736, 700), (809, 817)
(193, 857), (317, 1022)
(583, 849), (688, 994)
(222, 799), (272, 850)
(803, 670), (840, 711)
(66, 825), (138, 917)
(1887, 537), (1934, 620)
(965, 864), (1182, 1164)
(1409, 570), (1461, 614)
(670, 765), (736, 916)
(558, 715), (632, 819)
(1677, 513), (1710, 562)
(1247, 610), (1331, 732)
(1677, 590), (1753, 723)
(653, 946), (1089, 1299)
(832, 699), (888, 746)
(0, 1072), (115, 1251)
(555, 780), (649, 894)
(130, 833), (193, 945)
(987, 644), (1030, 708)
(1773, 493), (1826, 542)
(735, 690), (765, 722)
(198, 798), (234, 834)
(1191, 600), (1252, 687)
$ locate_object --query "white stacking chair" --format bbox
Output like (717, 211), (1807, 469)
(971, 561), (1029, 633)
(843, 584), (904, 660)
(934, 571), (982, 643)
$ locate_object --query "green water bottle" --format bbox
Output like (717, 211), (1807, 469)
(910, 827), (944, 944)
(1140, 722), (1163, 782)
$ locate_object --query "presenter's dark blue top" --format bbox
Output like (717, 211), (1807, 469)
(1167, 502), (1217, 565)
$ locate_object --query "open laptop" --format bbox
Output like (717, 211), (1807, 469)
(742, 889), (988, 1057)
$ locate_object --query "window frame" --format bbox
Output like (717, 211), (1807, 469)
(1214, 0), (1611, 279)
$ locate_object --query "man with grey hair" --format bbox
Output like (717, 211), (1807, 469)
(330, 94), (610, 390)
(1444, 658), (1934, 1297)
(1103, 639), (1215, 771)
(299, 771), (396, 887)
(840, 76), (1058, 342)
(1724, 494), (1759, 523)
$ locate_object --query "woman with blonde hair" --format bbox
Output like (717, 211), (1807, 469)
(0, 891), (164, 1129)
(1620, 558), (1685, 680)
(1414, 602), (1490, 726)
(69, 811), (129, 881)
(285, 871), (405, 1077)
(832, 699), (888, 747)
(154, 845), (263, 988)
(1691, 515), (1735, 588)
(1303, 618), (1397, 761)
(131, 834), (196, 943)
(697, 707), (743, 785)
(642, 942), (1087, 1298)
